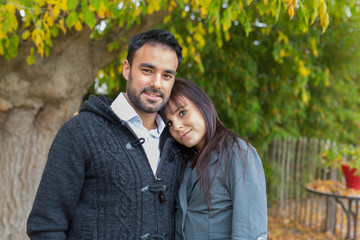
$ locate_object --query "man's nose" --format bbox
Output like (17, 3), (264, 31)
(151, 74), (162, 89)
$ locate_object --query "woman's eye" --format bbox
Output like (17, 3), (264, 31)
(166, 121), (173, 127)
(179, 110), (186, 117)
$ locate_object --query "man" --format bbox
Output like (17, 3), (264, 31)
(27, 29), (183, 239)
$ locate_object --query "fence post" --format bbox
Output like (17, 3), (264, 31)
(326, 167), (338, 233)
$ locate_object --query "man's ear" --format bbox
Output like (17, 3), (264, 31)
(122, 59), (130, 81)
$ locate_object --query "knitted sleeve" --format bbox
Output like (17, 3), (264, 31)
(228, 140), (268, 240)
(27, 120), (86, 239)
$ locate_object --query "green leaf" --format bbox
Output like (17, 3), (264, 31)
(84, 10), (97, 28)
(67, 0), (78, 10)
(90, 0), (100, 10)
(66, 11), (78, 28)
(5, 34), (20, 59)
(50, 26), (59, 37)
(26, 47), (35, 65)
(19, 0), (32, 7)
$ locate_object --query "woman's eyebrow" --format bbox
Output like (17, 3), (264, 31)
(168, 105), (184, 115)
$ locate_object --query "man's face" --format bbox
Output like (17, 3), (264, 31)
(123, 44), (178, 115)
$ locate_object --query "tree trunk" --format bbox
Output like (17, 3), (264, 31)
(0, 11), (167, 239)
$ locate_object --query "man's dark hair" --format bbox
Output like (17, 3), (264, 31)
(126, 29), (183, 69)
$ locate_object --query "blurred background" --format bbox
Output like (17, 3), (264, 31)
(0, 0), (359, 239)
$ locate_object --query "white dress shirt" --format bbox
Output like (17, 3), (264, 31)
(110, 93), (165, 175)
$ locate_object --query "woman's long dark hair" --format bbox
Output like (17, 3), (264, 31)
(160, 78), (249, 207)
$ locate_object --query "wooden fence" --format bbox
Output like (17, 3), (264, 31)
(263, 137), (359, 239)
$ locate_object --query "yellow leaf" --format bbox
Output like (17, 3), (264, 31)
(194, 53), (201, 63)
(164, 15), (171, 24)
(182, 46), (188, 58)
(280, 49), (288, 57)
(58, 0), (68, 10)
(311, 38), (318, 57)
(75, 21), (82, 31)
(301, 90), (309, 104)
(186, 36), (192, 44)
(181, 10), (187, 18)
(288, 5), (295, 20)
(5, 3), (17, 14)
(78, 12), (84, 21)
(226, 95), (231, 106)
(98, 2), (107, 19)
(26, 48), (35, 65)
(197, 22), (206, 35)
(193, 32), (205, 47)
(171, 0), (177, 7)
(33, 6), (41, 15)
(45, 13), (55, 27)
(278, 31), (289, 44)
(222, 20), (231, 31)
(88, 5), (96, 12)
(154, 0), (161, 11)
(200, 7), (208, 16)
(298, 60), (310, 77)
(52, 5), (61, 18)
(264, 0), (268, 5)
(47, 0), (59, 5)
(324, 68), (330, 87)
(147, 2), (154, 15)
(224, 31), (230, 42)
(8, 12), (19, 33)
(59, 19), (67, 34)
(39, 0), (46, 6)
(22, 30), (31, 40)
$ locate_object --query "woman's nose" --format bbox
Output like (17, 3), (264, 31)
(172, 121), (182, 131)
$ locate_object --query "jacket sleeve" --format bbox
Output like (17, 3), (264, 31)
(227, 140), (268, 240)
(27, 121), (86, 239)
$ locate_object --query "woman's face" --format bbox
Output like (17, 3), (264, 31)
(165, 97), (206, 152)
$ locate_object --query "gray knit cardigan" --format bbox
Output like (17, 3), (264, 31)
(27, 95), (182, 240)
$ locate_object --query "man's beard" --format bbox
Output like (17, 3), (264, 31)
(126, 73), (168, 113)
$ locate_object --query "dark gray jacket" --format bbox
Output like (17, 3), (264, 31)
(27, 95), (182, 239)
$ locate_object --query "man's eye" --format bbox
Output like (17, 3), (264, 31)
(143, 69), (152, 73)
(163, 74), (174, 79)
(166, 121), (173, 127)
(179, 110), (186, 117)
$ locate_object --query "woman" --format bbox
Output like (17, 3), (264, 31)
(159, 78), (267, 240)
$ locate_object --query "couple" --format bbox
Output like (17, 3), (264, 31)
(27, 29), (267, 239)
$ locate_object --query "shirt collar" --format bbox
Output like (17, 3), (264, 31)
(111, 92), (166, 134)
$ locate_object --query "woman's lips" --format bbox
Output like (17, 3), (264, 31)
(181, 130), (191, 140)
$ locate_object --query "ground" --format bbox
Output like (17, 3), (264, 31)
(268, 215), (338, 240)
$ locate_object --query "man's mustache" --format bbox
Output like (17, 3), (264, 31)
(142, 87), (164, 98)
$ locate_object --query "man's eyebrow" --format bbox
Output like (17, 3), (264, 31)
(139, 63), (177, 76)
(140, 63), (155, 69)
(164, 69), (177, 76)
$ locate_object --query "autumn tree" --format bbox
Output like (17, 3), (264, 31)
(164, 0), (360, 148)
(0, 0), (329, 238)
